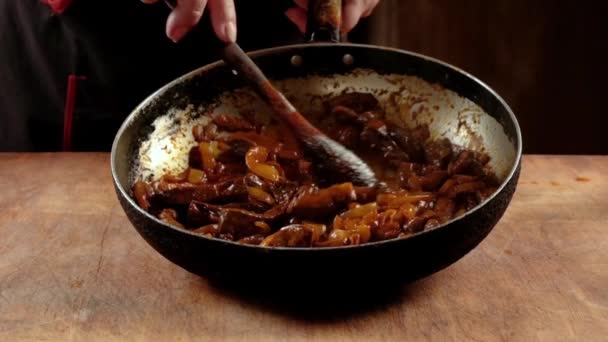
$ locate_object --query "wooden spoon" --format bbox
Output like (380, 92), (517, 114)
(162, 0), (377, 186)
(220, 43), (377, 187)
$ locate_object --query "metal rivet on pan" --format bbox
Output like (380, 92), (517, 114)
(231, 69), (238, 75)
(290, 55), (303, 67)
(342, 54), (354, 65)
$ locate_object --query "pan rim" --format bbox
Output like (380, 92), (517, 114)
(111, 42), (523, 252)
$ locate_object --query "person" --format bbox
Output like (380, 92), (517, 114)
(0, 0), (380, 152)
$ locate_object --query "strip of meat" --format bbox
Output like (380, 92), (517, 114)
(192, 123), (219, 142)
(244, 174), (299, 204)
(280, 158), (315, 184)
(226, 131), (282, 151)
(330, 105), (409, 165)
(404, 217), (426, 233)
(353, 186), (378, 203)
(187, 201), (222, 227)
(188, 146), (203, 169)
(151, 177), (248, 206)
(287, 183), (357, 220)
(212, 114), (256, 132)
(328, 123), (360, 149)
(448, 150), (485, 176)
(424, 138), (453, 168)
(217, 208), (276, 240)
(360, 123), (409, 165)
(195, 177), (248, 203)
(433, 196), (456, 221)
(238, 109), (263, 131)
(260, 224), (326, 247)
(370, 209), (402, 241)
(331, 105), (372, 125)
(216, 139), (252, 163)
(446, 181), (486, 198)
(387, 124), (428, 163)
(239, 234), (267, 245)
(416, 171), (449, 191)
(324, 92), (382, 115)
(150, 181), (196, 206)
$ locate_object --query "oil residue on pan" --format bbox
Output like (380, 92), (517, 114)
(133, 69), (516, 185)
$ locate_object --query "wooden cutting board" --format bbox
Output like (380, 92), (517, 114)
(0, 153), (606, 341)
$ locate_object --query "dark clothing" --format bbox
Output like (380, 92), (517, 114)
(0, 0), (302, 151)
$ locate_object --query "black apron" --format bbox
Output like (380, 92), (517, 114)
(0, 0), (302, 151)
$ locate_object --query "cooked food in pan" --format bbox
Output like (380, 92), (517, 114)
(132, 92), (499, 247)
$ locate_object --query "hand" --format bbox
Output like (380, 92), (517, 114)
(142, 0), (237, 43)
(285, 0), (380, 34)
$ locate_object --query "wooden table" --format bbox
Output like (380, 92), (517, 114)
(0, 154), (606, 341)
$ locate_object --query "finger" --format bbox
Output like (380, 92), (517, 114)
(285, 7), (307, 33)
(342, 0), (367, 33)
(361, 0), (380, 17)
(166, 0), (208, 42)
(342, 0), (380, 33)
(208, 0), (237, 43)
(293, 0), (308, 10)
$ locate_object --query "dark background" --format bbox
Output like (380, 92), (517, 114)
(352, 0), (607, 155)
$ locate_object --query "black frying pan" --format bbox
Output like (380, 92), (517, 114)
(110, 0), (522, 288)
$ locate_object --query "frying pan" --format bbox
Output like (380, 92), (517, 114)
(110, 0), (522, 287)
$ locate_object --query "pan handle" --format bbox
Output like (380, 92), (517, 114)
(305, 0), (342, 43)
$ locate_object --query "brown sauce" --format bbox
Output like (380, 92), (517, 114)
(132, 92), (499, 248)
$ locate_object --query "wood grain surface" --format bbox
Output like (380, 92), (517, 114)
(0, 153), (606, 341)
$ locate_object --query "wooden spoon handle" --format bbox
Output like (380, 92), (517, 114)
(221, 43), (377, 187)
(306, 0), (343, 42)
(221, 43), (322, 138)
